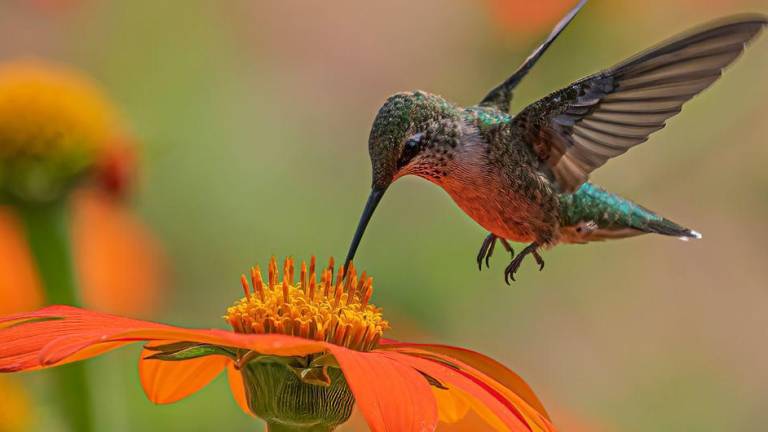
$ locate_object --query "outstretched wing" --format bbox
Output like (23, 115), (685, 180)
(479, 0), (588, 112)
(511, 16), (766, 193)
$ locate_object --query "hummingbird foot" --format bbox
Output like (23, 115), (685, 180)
(503, 242), (543, 284)
(476, 234), (514, 270)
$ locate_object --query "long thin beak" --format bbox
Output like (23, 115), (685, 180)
(344, 187), (386, 269)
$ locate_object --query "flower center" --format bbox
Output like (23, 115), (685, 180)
(225, 257), (389, 352)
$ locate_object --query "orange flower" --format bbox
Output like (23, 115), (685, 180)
(0, 257), (553, 432)
(0, 188), (167, 316)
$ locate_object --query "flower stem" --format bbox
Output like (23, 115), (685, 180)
(17, 201), (80, 304)
(18, 200), (94, 432)
(266, 422), (335, 432)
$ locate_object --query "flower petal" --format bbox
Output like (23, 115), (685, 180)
(226, 363), (254, 417)
(390, 347), (554, 432)
(139, 348), (229, 404)
(326, 345), (438, 432)
(0, 306), (328, 371)
(379, 350), (544, 432)
(435, 385), (512, 432)
(0, 208), (43, 315)
(380, 341), (549, 420)
(432, 384), (470, 424)
(72, 189), (168, 316)
(436, 402), (511, 432)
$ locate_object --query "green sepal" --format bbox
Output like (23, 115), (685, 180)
(240, 360), (355, 430)
(143, 342), (236, 361)
(293, 366), (332, 387)
(308, 353), (339, 369)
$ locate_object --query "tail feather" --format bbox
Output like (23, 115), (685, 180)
(559, 183), (702, 243)
(644, 218), (702, 241)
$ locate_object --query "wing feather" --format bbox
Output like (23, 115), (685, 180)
(511, 16), (766, 192)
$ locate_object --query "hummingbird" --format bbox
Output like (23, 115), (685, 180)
(344, 0), (767, 283)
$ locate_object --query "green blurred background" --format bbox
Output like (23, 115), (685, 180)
(2, 0), (767, 430)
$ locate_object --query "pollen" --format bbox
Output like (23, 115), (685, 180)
(225, 257), (389, 352)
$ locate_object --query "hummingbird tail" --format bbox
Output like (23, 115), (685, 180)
(559, 183), (702, 243)
(642, 218), (702, 241)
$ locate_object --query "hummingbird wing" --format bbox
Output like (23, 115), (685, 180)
(511, 16), (766, 193)
(479, 0), (588, 112)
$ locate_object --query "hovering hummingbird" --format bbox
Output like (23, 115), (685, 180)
(345, 0), (767, 283)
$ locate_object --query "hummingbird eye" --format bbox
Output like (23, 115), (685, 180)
(397, 133), (423, 168)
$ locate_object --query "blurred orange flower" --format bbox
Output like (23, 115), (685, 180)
(0, 258), (554, 432)
(485, 0), (581, 35)
(0, 188), (166, 316)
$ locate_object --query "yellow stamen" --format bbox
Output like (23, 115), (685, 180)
(252, 266), (265, 302)
(268, 257), (277, 289)
(323, 269), (332, 298)
(282, 274), (291, 304)
(309, 272), (317, 300)
(225, 257), (389, 352)
(240, 275), (250, 299)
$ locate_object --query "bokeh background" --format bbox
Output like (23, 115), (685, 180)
(1, 0), (767, 431)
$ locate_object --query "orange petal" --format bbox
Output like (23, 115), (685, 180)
(0, 306), (328, 372)
(0, 207), (43, 315)
(139, 348), (229, 404)
(437, 401), (511, 432)
(386, 346), (554, 432)
(378, 350), (537, 432)
(437, 386), (512, 432)
(432, 384), (471, 424)
(72, 188), (168, 316)
(326, 345), (438, 432)
(380, 341), (549, 419)
(226, 362), (254, 416)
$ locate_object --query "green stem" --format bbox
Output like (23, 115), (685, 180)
(18, 200), (94, 432)
(266, 421), (335, 432)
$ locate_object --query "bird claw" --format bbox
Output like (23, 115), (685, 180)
(504, 257), (523, 284)
(476, 234), (514, 271)
(503, 243), (543, 284)
(533, 250), (545, 271)
(485, 236), (496, 268)
(476, 234), (496, 271)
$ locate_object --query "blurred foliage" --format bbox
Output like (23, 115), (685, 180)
(0, 0), (766, 431)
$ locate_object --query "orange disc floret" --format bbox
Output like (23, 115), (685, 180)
(225, 256), (389, 352)
(0, 59), (129, 202)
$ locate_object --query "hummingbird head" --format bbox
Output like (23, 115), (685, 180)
(345, 91), (462, 266)
(368, 91), (462, 189)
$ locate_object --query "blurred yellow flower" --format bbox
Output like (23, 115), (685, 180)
(0, 59), (128, 203)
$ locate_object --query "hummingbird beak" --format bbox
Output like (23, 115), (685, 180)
(345, 187), (386, 269)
